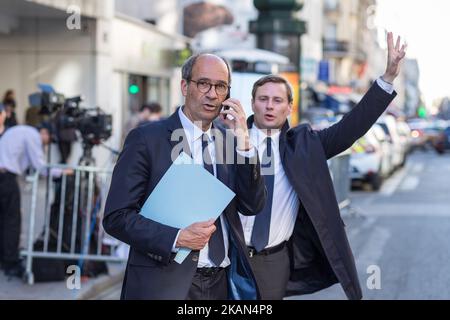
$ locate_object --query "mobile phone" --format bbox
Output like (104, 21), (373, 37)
(222, 92), (231, 119)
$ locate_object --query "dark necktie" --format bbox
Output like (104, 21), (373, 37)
(251, 137), (275, 252)
(202, 134), (225, 266)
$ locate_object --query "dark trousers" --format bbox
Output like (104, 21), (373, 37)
(0, 172), (21, 267)
(58, 141), (72, 164)
(248, 245), (290, 300)
(187, 268), (228, 300)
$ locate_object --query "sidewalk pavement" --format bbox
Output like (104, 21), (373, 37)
(0, 175), (126, 300)
(0, 262), (125, 300)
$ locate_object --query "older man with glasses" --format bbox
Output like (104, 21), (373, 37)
(103, 53), (266, 300)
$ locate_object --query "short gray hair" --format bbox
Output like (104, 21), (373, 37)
(181, 53), (231, 85)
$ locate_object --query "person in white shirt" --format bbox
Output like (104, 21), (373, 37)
(240, 32), (406, 300)
(0, 123), (70, 277)
(0, 124), (51, 277)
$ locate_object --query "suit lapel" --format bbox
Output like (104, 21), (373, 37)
(213, 125), (229, 187)
(167, 107), (192, 159)
(279, 126), (288, 167)
(212, 124), (238, 231)
(279, 124), (315, 208)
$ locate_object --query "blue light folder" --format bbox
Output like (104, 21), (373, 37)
(140, 152), (236, 264)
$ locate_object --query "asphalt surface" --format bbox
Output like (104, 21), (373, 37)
(292, 149), (450, 300)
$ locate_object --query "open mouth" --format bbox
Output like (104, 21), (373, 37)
(264, 114), (275, 121)
(203, 104), (217, 112)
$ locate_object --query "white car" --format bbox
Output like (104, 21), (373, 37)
(350, 125), (391, 191)
(376, 115), (407, 169)
(372, 123), (395, 176)
(396, 121), (413, 155)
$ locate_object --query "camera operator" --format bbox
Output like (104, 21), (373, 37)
(0, 122), (72, 277)
(54, 108), (77, 164)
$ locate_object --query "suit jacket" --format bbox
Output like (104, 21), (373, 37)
(103, 108), (266, 300)
(248, 83), (396, 300)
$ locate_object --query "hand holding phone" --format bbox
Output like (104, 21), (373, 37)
(220, 97), (252, 151)
(222, 92), (231, 120)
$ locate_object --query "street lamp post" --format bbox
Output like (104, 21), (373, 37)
(249, 0), (307, 123)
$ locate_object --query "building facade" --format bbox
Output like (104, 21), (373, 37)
(0, 0), (190, 166)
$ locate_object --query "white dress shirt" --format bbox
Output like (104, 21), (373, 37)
(239, 126), (300, 248)
(0, 125), (46, 175)
(0, 125), (64, 178)
(376, 77), (394, 94)
(0, 125), (66, 179)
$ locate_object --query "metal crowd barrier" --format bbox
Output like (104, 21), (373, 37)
(328, 152), (352, 211)
(21, 164), (126, 285)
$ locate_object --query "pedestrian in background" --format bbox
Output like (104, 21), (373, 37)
(0, 104), (6, 139)
(125, 102), (164, 136)
(2, 90), (18, 129)
(2, 89), (16, 108)
(0, 122), (71, 278)
(3, 101), (17, 129)
(137, 102), (163, 126)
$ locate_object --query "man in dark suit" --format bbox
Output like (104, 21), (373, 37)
(239, 32), (406, 300)
(103, 53), (266, 300)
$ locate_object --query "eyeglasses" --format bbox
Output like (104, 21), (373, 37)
(189, 79), (230, 96)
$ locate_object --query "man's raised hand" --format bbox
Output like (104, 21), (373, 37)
(382, 32), (407, 84)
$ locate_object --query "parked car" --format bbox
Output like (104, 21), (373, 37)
(407, 118), (430, 150)
(302, 107), (337, 130)
(427, 120), (450, 153)
(397, 121), (413, 155)
(434, 124), (450, 154)
(372, 123), (395, 176)
(377, 115), (407, 169)
(350, 126), (390, 191)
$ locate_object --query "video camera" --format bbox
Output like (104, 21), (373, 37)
(29, 84), (112, 147)
(28, 84), (65, 114)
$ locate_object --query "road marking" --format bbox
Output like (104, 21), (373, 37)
(347, 217), (377, 239)
(411, 163), (424, 174)
(355, 204), (450, 216)
(380, 166), (409, 196)
(399, 176), (420, 191)
(356, 226), (391, 269)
